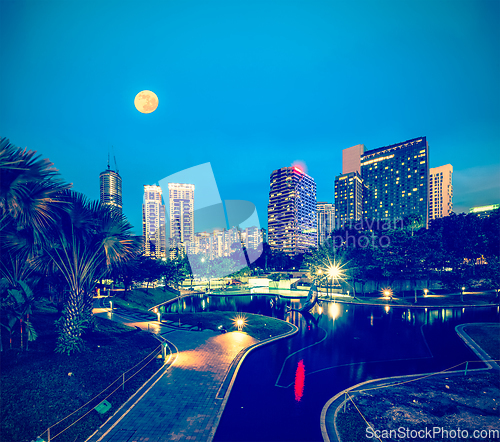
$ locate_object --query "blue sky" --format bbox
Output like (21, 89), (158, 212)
(1, 0), (499, 234)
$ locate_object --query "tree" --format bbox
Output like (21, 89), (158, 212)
(159, 257), (187, 291)
(1, 138), (70, 352)
(132, 254), (163, 294)
(46, 191), (141, 355)
(0, 279), (37, 351)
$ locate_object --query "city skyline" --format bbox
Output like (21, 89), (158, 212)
(2, 0), (499, 235)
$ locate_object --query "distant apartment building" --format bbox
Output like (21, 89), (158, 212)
(99, 165), (122, 214)
(317, 202), (335, 245)
(267, 166), (317, 255)
(142, 185), (166, 259)
(360, 137), (429, 225)
(469, 204), (500, 218)
(167, 183), (195, 258)
(193, 226), (263, 262)
(334, 172), (365, 227)
(429, 164), (453, 220)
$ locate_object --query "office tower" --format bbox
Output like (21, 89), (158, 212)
(469, 204), (500, 218)
(142, 185), (166, 259)
(334, 172), (365, 227)
(429, 164), (453, 220)
(342, 144), (365, 174)
(267, 166), (317, 255)
(167, 183), (195, 258)
(317, 202), (335, 245)
(361, 137), (429, 225)
(99, 164), (122, 214)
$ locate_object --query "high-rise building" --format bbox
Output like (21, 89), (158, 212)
(267, 166), (317, 255)
(142, 185), (166, 259)
(361, 137), (429, 225)
(334, 172), (366, 227)
(317, 202), (335, 245)
(99, 165), (122, 214)
(342, 144), (365, 174)
(167, 183), (195, 258)
(429, 164), (453, 220)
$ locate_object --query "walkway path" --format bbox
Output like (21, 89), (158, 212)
(87, 305), (257, 442)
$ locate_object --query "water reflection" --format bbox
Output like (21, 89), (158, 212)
(210, 294), (499, 442)
(328, 302), (340, 319)
(294, 360), (305, 402)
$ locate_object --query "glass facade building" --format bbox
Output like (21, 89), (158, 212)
(99, 167), (122, 214)
(267, 166), (317, 255)
(317, 202), (335, 245)
(361, 137), (429, 225)
(168, 183), (195, 258)
(334, 172), (365, 227)
(142, 185), (166, 259)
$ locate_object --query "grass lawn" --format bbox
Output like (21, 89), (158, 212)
(464, 323), (500, 360)
(160, 311), (294, 341)
(113, 288), (294, 341)
(1, 301), (162, 442)
(113, 287), (178, 312)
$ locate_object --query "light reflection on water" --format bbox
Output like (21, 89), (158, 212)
(165, 293), (499, 442)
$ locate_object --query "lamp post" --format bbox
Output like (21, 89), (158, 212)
(461, 286), (465, 303)
(317, 269), (324, 297)
(153, 307), (161, 322)
(424, 288), (428, 298)
(327, 265), (340, 299)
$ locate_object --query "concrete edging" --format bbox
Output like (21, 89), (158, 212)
(320, 322), (499, 442)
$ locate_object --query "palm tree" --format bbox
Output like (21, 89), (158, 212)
(1, 138), (70, 351)
(46, 191), (141, 355)
(0, 137), (71, 235)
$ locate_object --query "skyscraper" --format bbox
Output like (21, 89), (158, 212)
(361, 137), (429, 225)
(142, 185), (166, 259)
(342, 144), (365, 174)
(267, 166), (317, 255)
(99, 164), (122, 214)
(168, 183), (195, 258)
(334, 172), (365, 227)
(429, 164), (453, 220)
(317, 202), (335, 245)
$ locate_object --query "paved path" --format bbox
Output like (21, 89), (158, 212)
(87, 306), (257, 442)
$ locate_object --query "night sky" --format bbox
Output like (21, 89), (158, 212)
(1, 0), (499, 234)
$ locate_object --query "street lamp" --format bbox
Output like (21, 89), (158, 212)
(382, 288), (393, 301)
(424, 288), (429, 297)
(327, 265), (341, 298)
(461, 286), (465, 302)
(153, 307), (161, 322)
(233, 315), (247, 331)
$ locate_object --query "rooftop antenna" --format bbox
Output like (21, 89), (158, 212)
(112, 145), (119, 173)
(107, 151), (110, 170)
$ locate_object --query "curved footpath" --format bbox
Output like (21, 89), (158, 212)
(87, 304), (297, 442)
(320, 323), (500, 442)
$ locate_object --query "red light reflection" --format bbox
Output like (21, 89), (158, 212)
(294, 359), (305, 402)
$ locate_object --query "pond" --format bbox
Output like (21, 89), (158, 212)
(164, 293), (500, 441)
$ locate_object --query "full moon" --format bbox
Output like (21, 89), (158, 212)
(134, 90), (158, 113)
